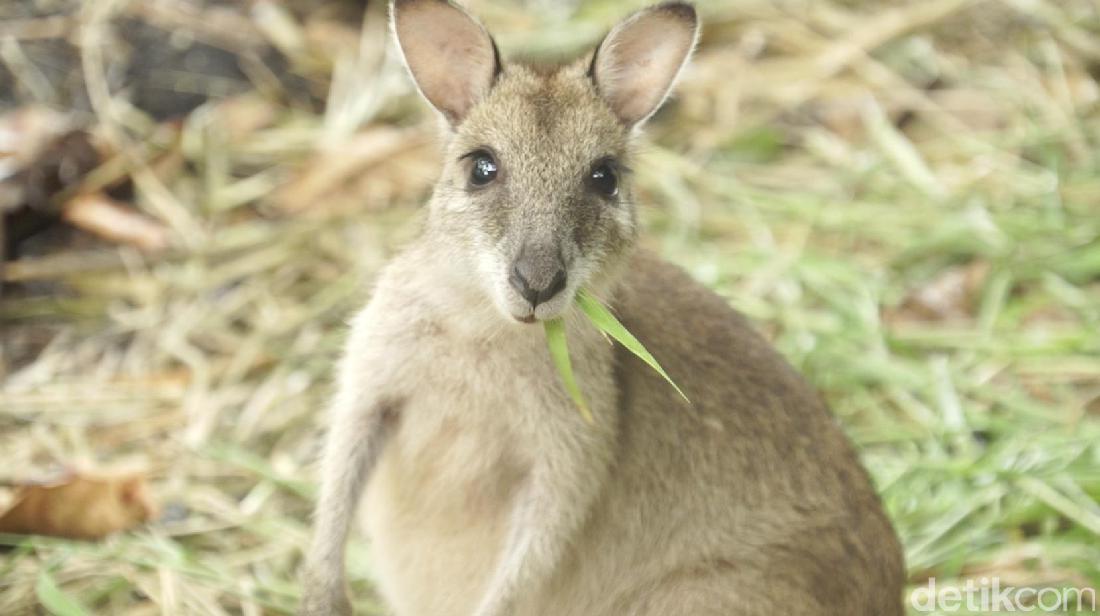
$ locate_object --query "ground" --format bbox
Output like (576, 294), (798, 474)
(1, 0), (1098, 614)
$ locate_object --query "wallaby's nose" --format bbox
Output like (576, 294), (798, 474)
(510, 256), (567, 308)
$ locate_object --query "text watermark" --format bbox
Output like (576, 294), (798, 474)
(911, 578), (1096, 612)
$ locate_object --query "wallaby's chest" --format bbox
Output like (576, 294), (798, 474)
(357, 323), (591, 615)
(369, 341), (548, 514)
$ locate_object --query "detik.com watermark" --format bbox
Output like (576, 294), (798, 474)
(911, 577), (1096, 612)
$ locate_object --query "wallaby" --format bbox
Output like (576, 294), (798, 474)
(300, 1), (906, 615)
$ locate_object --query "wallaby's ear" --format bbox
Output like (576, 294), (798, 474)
(589, 2), (699, 127)
(391, 0), (501, 125)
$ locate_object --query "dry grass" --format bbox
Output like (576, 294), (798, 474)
(1, 0), (1099, 614)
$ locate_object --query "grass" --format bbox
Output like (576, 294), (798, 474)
(2, 0), (1100, 614)
(546, 288), (689, 423)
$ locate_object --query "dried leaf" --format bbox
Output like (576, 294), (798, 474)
(61, 192), (171, 252)
(0, 471), (158, 540)
(892, 261), (990, 322)
(210, 94), (278, 141)
(274, 127), (434, 213)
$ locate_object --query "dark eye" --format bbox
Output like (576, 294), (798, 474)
(589, 163), (618, 197)
(469, 152), (498, 186)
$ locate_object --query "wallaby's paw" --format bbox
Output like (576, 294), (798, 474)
(471, 592), (516, 616)
(297, 591), (352, 616)
(297, 570), (353, 616)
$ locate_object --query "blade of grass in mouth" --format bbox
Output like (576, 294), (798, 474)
(544, 317), (594, 424)
(576, 289), (689, 403)
(544, 289), (689, 423)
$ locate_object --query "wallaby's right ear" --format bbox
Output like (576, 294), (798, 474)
(391, 0), (501, 126)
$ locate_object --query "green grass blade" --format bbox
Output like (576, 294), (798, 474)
(576, 289), (689, 404)
(544, 318), (594, 424)
(36, 569), (89, 616)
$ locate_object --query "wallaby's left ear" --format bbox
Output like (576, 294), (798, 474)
(391, 0), (501, 126)
(589, 2), (699, 127)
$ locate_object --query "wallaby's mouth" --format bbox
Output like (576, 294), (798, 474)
(502, 281), (576, 325)
(508, 295), (571, 324)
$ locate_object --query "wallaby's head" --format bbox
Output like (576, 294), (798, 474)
(392, 0), (698, 323)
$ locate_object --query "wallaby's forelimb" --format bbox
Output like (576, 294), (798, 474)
(300, 389), (398, 616)
(473, 435), (611, 616)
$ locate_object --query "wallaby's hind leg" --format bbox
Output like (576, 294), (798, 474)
(629, 572), (827, 616)
(621, 568), (898, 616)
(617, 571), (758, 616)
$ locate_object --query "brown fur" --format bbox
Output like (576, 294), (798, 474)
(300, 2), (905, 615)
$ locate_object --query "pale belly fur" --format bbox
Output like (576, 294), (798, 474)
(360, 385), (536, 616)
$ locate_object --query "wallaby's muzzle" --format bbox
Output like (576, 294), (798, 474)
(509, 243), (568, 309)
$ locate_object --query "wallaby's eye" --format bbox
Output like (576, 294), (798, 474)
(588, 163), (618, 198)
(469, 152), (498, 187)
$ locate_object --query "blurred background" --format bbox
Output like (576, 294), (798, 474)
(1, 0), (1099, 614)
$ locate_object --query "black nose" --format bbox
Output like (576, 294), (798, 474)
(510, 261), (567, 308)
